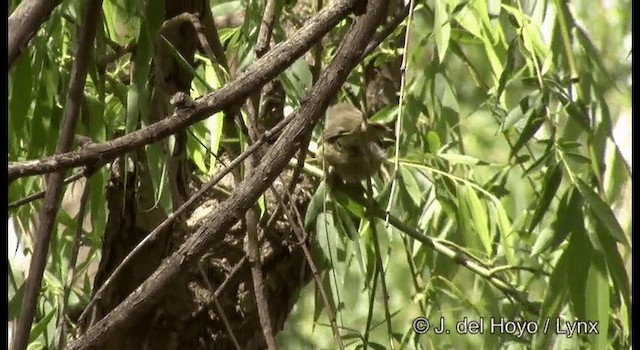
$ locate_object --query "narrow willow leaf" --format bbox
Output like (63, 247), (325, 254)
(335, 204), (365, 275)
(532, 188), (580, 255)
(523, 149), (552, 177)
(465, 185), (492, 255)
(8, 278), (25, 321)
(9, 53), (32, 137)
(510, 110), (545, 158)
(434, 0), (451, 63)
(565, 213), (591, 320)
(596, 221), (631, 328)
(304, 182), (327, 230)
(399, 166), (423, 206)
(437, 153), (490, 166)
(494, 201), (516, 264)
(503, 91), (541, 131)
(564, 102), (591, 132)
(585, 256), (610, 350)
(575, 27), (614, 86)
(532, 250), (569, 350)
(27, 306), (57, 343)
(332, 189), (366, 219)
(316, 212), (338, 267)
(497, 37), (518, 100)
(576, 178), (630, 249)
(456, 185), (481, 253)
(528, 164), (563, 234)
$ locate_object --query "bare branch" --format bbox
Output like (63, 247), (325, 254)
(244, 6), (280, 348)
(65, 1), (386, 348)
(9, 0), (358, 182)
(8, 0), (62, 67)
(256, 0), (278, 56)
(12, 1), (103, 350)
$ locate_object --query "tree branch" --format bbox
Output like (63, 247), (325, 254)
(65, 1), (386, 348)
(9, 0), (358, 182)
(11, 1), (102, 350)
(8, 0), (62, 67)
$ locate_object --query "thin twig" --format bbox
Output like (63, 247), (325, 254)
(385, 0), (416, 227)
(12, 1), (102, 350)
(269, 185), (345, 349)
(365, 202), (540, 316)
(197, 262), (242, 350)
(362, 255), (379, 348)
(8, 171), (85, 210)
(242, 13), (278, 346)
(365, 178), (395, 350)
(55, 174), (92, 349)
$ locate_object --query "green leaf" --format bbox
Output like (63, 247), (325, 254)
(503, 91), (543, 131)
(531, 188), (579, 255)
(426, 131), (441, 154)
(305, 182), (327, 230)
(365, 342), (387, 350)
(434, 0), (451, 63)
(496, 37), (518, 100)
(528, 164), (562, 234)
(313, 271), (337, 329)
(533, 249), (569, 350)
(399, 166), (423, 206)
(9, 52), (32, 139)
(510, 110), (545, 158)
(596, 221), (631, 328)
(565, 216), (591, 320)
(576, 178), (630, 249)
(127, 0), (164, 131)
(494, 201), (516, 265)
(575, 27), (614, 86)
(437, 153), (490, 166)
(332, 190), (366, 219)
(28, 306), (57, 343)
(334, 204), (365, 275)
(564, 102), (591, 132)
(8, 278), (25, 321)
(370, 105), (398, 124)
(456, 185), (479, 253)
(315, 212), (339, 265)
(585, 255), (609, 350)
(465, 185), (492, 255)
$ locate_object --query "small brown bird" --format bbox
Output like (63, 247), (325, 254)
(318, 103), (392, 183)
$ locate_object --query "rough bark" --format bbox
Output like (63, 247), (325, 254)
(70, 1), (379, 349)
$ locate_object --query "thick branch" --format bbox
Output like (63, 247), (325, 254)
(8, 0), (62, 67)
(9, 0), (357, 182)
(11, 1), (102, 350)
(65, 1), (386, 348)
